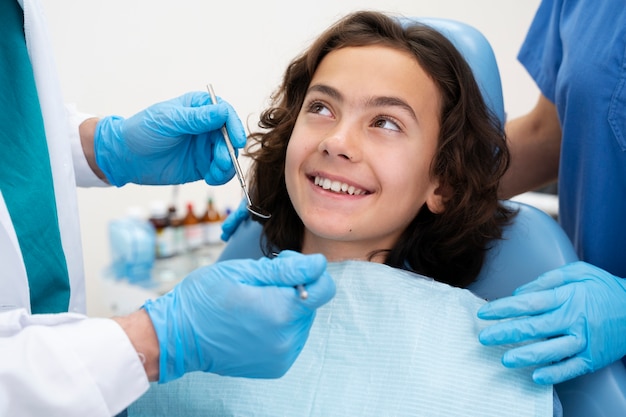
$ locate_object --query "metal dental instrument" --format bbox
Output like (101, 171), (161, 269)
(206, 84), (271, 219)
(295, 284), (309, 300)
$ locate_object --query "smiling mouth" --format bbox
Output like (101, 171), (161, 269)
(313, 175), (369, 196)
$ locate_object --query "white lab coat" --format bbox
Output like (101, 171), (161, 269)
(0, 0), (149, 415)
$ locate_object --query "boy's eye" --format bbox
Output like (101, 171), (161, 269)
(308, 101), (332, 116)
(373, 117), (401, 132)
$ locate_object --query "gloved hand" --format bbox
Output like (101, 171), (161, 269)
(221, 197), (250, 241)
(477, 261), (626, 385)
(94, 91), (246, 186)
(143, 251), (336, 383)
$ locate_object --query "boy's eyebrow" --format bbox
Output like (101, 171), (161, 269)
(307, 84), (417, 121)
(307, 84), (343, 102)
(367, 96), (417, 121)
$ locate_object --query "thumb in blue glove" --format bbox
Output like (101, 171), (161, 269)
(94, 91), (247, 186)
(221, 197), (250, 242)
(477, 261), (626, 385)
(142, 251), (336, 383)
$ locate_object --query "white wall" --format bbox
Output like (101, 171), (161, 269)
(40, 0), (541, 317)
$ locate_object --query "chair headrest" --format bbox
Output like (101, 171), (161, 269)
(399, 17), (505, 126)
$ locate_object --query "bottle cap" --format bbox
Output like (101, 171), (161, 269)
(150, 200), (169, 218)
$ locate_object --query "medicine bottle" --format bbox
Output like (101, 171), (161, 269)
(148, 200), (175, 259)
(201, 197), (222, 245)
(182, 202), (203, 251)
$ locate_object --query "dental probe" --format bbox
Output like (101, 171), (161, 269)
(206, 84), (271, 219)
(295, 284), (309, 300)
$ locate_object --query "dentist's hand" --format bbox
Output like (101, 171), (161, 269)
(94, 91), (246, 186)
(478, 261), (626, 385)
(143, 251), (336, 383)
(221, 198), (250, 241)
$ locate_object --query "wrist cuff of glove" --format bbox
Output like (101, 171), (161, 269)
(142, 297), (183, 383)
(94, 115), (128, 187)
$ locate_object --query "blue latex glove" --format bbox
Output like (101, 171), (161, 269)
(143, 251), (336, 383)
(477, 261), (626, 385)
(221, 197), (250, 241)
(94, 91), (246, 186)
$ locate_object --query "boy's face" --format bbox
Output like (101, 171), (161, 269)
(285, 45), (444, 261)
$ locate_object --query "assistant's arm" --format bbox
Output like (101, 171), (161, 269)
(499, 94), (562, 199)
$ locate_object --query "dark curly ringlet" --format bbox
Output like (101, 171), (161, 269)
(246, 10), (515, 288)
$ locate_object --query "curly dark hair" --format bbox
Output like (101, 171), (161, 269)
(246, 10), (515, 288)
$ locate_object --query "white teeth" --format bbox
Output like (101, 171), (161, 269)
(313, 176), (365, 195)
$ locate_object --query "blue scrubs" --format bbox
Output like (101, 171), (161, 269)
(518, 0), (626, 277)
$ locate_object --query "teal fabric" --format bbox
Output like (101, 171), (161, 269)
(0, 0), (70, 313)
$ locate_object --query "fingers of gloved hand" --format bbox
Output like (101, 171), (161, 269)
(196, 93), (247, 149)
(205, 130), (237, 180)
(229, 252), (335, 309)
(295, 269), (335, 307)
(532, 356), (592, 385)
(261, 253), (336, 309)
(477, 287), (566, 320)
(222, 100), (247, 149)
(158, 93), (245, 146)
(183, 128), (235, 185)
(165, 101), (231, 136)
(514, 262), (594, 295)
(215, 252), (327, 287)
(272, 250), (337, 306)
(220, 198), (250, 242)
(201, 101), (246, 184)
(478, 307), (572, 345)
(204, 157), (236, 185)
(501, 334), (585, 369)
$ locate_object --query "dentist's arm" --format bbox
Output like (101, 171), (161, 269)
(79, 91), (246, 187)
(0, 253), (335, 416)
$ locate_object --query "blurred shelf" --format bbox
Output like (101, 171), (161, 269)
(101, 243), (225, 316)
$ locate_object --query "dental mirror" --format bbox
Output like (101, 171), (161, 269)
(206, 84), (271, 219)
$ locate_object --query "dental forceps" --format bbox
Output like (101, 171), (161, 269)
(206, 84), (271, 219)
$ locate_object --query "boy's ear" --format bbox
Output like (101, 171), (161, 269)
(426, 183), (451, 214)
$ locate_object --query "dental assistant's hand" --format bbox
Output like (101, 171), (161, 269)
(93, 92), (246, 186)
(477, 261), (626, 385)
(143, 251), (336, 383)
(221, 198), (250, 241)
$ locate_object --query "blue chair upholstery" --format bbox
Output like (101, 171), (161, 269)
(217, 17), (626, 417)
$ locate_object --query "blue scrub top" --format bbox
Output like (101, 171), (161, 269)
(519, 0), (626, 277)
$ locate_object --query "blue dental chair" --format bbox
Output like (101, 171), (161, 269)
(217, 18), (626, 417)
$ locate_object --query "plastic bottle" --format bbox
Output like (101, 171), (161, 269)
(201, 197), (222, 246)
(182, 202), (203, 252)
(108, 206), (156, 285)
(148, 200), (175, 259)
